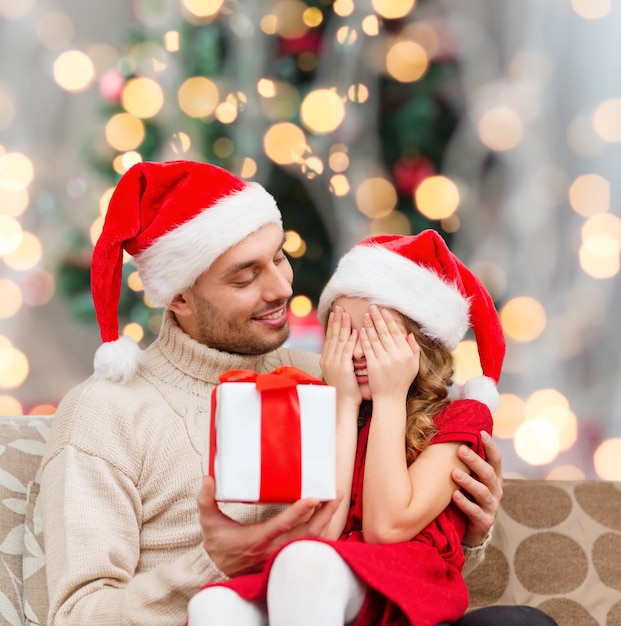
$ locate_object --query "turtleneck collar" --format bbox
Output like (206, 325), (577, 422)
(147, 310), (271, 385)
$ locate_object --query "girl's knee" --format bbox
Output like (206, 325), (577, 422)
(188, 586), (266, 625)
(271, 540), (341, 580)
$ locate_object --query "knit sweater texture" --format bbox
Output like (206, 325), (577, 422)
(40, 311), (322, 625)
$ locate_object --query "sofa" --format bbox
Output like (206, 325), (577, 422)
(1, 414), (620, 626)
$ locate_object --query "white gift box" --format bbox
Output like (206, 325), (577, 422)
(206, 368), (337, 503)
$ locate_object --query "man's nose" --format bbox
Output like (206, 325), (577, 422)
(264, 264), (293, 301)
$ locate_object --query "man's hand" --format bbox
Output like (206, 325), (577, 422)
(451, 431), (503, 547)
(197, 476), (342, 577)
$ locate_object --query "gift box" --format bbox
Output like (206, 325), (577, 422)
(206, 366), (337, 503)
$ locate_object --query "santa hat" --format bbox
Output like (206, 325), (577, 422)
(91, 160), (283, 383)
(317, 230), (505, 411)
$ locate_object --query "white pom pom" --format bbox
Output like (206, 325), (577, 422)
(93, 336), (144, 383)
(462, 376), (500, 412)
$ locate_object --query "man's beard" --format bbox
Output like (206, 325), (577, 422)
(194, 293), (290, 355)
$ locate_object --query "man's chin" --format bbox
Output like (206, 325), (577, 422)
(231, 325), (290, 356)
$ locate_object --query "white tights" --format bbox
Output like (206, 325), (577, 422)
(187, 541), (367, 626)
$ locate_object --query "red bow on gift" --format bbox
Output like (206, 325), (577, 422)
(219, 366), (326, 390)
(210, 366), (327, 502)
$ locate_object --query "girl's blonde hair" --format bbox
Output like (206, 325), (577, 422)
(402, 319), (453, 465)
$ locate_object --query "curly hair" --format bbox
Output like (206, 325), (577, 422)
(402, 320), (454, 465)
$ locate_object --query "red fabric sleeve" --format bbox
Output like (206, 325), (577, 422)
(431, 399), (493, 459)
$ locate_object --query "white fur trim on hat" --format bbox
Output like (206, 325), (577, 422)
(462, 375), (500, 412)
(318, 244), (470, 351)
(93, 335), (145, 384)
(135, 182), (282, 306)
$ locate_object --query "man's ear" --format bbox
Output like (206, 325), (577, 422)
(168, 291), (192, 316)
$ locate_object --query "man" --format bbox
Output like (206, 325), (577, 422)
(41, 160), (553, 625)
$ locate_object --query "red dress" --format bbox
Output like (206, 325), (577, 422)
(204, 399), (492, 626)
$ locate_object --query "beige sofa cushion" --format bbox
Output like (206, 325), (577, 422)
(23, 479), (46, 625)
(466, 479), (621, 626)
(0, 416), (49, 626)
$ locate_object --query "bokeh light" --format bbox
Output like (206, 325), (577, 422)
(414, 175), (460, 219)
(355, 177), (397, 218)
(178, 77), (219, 118)
(0, 279), (22, 318)
(571, 0), (611, 20)
(593, 438), (621, 480)
(546, 465), (585, 480)
(53, 50), (95, 92)
(0, 0), (36, 17)
(105, 113), (145, 151)
(164, 30), (180, 52)
(333, 0), (355, 18)
(290, 295), (313, 317)
(0, 215), (23, 255)
(0, 187), (28, 216)
(300, 89), (346, 134)
(28, 404), (57, 415)
(370, 211), (411, 236)
(182, 0), (224, 19)
(271, 0), (309, 39)
(593, 98), (621, 142)
(263, 122), (307, 165)
(0, 394), (23, 416)
(493, 393), (526, 439)
(569, 173), (609, 216)
(452, 340), (483, 385)
(514, 418), (560, 465)
(284, 230), (307, 258)
(0, 152), (34, 191)
(123, 322), (144, 343)
(579, 213), (621, 278)
(121, 77), (165, 118)
(3, 232), (42, 270)
(170, 132), (192, 154)
(525, 389), (576, 452)
(478, 106), (524, 151)
(329, 174), (350, 197)
(372, 0), (416, 19)
(240, 158), (258, 179)
(0, 345), (29, 389)
(500, 296), (546, 342)
(386, 41), (428, 83)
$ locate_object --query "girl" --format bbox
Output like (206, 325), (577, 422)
(188, 229), (505, 626)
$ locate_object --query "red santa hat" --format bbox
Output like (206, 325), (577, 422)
(317, 229), (505, 411)
(91, 160), (283, 383)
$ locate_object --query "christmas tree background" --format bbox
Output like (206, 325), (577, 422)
(56, 0), (462, 345)
(3, 0), (621, 480)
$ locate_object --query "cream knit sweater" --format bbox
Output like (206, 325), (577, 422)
(41, 311), (322, 626)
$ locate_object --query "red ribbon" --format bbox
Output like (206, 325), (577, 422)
(210, 367), (326, 502)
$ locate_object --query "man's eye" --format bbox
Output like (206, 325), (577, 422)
(233, 274), (256, 286)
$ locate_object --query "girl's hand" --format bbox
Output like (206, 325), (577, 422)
(320, 306), (362, 408)
(360, 305), (420, 401)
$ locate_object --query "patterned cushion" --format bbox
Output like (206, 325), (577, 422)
(23, 478), (46, 625)
(0, 416), (49, 626)
(466, 479), (621, 626)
